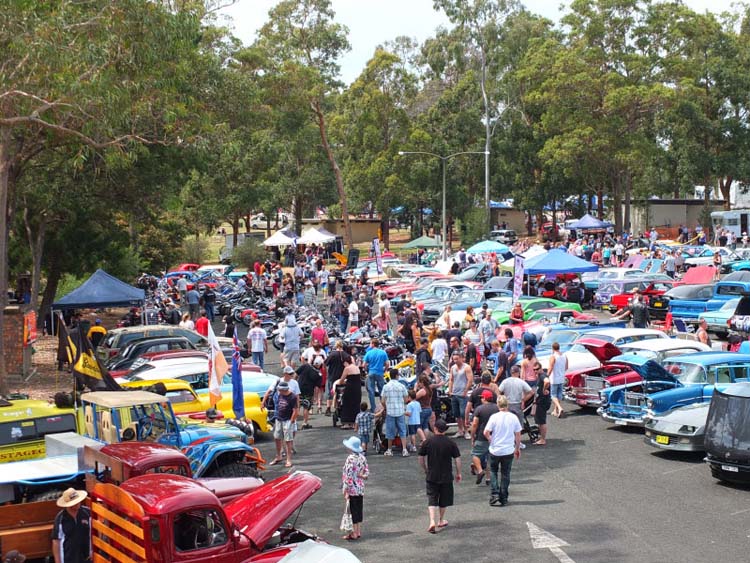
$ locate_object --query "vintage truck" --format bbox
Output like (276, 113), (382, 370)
(669, 276), (750, 322)
(90, 471), (361, 563)
(0, 435), (264, 560)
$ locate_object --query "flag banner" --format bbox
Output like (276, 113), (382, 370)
(373, 237), (383, 275)
(57, 313), (77, 365)
(207, 321), (228, 407)
(513, 255), (525, 301)
(72, 324), (121, 391)
(231, 327), (245, 419)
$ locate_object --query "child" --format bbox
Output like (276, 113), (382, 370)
(405, 389), (422, 452)
(354, 402), (375, 455)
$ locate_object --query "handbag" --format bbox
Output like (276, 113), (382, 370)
(340, 499), (353, 532)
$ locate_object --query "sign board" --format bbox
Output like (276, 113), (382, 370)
(513, 255), (524, 301)
(23, 310), (37, 347)
(373, 238), (384, 275)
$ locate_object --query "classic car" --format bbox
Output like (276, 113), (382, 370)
(698, 297), (740, 338)
(105, 336), (197, 371)
(607, 280), (676, 312)
(594, 278), (653, 310)
(704, 382), (750, 484)
(597, 352), (750, 427)
(684, 247), (743, 270)
(490, 297), (582, 325)
(643, 402), (709, 452)
(668, 278), (750, 321)
(427, 287), (513, 326)
(648, 284), (714, 321)
(382, 272), (449, 299)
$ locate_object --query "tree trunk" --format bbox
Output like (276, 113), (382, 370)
(480, 47), (491, 235)
(612, 173), (622, 235)
(0, 126), (11, 395)
(232, 214), (239, 248)
(312, 100), (353, 250)
(39, 263), (62, 332)
(597, 189), (604, 219)
(23, 204), (46, 312)
(624, 172), (632, 232)
(293, 195), (303, 237)
(587, 194), (593, 215)
(551, 198), (558, 242)
(719, 176), (733, 210)
(244, 212), (251, 233)
(381, 210), (390, 248)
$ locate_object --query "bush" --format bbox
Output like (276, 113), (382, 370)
(233, 239), (267, 271)
(181, 237), (209, 264)
(461, 207), (489, 247)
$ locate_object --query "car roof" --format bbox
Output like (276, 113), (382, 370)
(663, 352), (750, 365)
(583, 328), (667, 338)
(618, 339), (710, 352)
(81, 391), (167, 408)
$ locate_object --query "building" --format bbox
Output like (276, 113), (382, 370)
(621, 198), (725, 235)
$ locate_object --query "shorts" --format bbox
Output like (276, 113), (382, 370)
(385, 415), (407, 440)
(349, 495), (363, 524)
(285, 349), (300, 365)
(534, 403), (549, 426)
(471, 439), (490, 460)
(450, 395), (468, 419)
(419, 407), (432, 430)
(408, 424), (419, 436)
(300, 394), (314, 409)
(550, 383), (564, 401)
(273, 419), (294, 442)
(358, 433), (370, 445)
(426, 480), (454, 508)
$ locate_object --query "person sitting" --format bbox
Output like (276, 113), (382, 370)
(509, 303), (525, 325)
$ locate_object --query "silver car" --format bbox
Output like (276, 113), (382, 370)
(643, 402), (709, 452)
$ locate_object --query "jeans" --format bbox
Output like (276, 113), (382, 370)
(252, 351), (265, 370)
(338, 315), (348, 333)
(366, 374), (385, 412)
(489, 453), (514, 502)
(204, 301), (215, 321)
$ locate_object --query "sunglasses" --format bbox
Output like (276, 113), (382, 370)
(534, 367), (542, 371)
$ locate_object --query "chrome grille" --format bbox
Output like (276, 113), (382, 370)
(585, 376), (604, 391)
(624, 391), (645, 407)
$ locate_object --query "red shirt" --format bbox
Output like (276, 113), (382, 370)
(310, 327), (328, 346)
(195, 316), (209, 337)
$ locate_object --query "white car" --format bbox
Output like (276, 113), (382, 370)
(684, 247), (740, 268)
(537, 328), (670, 374)
(616, 338), (711, 362)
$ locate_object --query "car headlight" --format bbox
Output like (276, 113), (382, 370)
(646, 398), (654, 410)
(679, 425), (697, 434)
(604, 380), (611, 388)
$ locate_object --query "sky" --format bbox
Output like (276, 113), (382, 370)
(220, 0), (740, 84)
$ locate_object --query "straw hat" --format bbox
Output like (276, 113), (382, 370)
(57, 487), (87, 508)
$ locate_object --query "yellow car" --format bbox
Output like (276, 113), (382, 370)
(122, 379), (270, 433)
(0, 399), (77, 463)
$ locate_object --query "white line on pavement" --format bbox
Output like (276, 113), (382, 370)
(527, 522), (576, 563)
(730, 507), (750, 516)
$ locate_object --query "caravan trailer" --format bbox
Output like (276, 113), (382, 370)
(710, 209), (750, 239)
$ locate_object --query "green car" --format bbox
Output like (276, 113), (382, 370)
(489, 297), (583, 325)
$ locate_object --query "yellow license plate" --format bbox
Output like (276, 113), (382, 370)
(655, 435), (670, 445)
(654, 302), (664, 308)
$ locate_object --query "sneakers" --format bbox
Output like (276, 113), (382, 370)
(409, 445), (418, 453)
(489, 496), (501, 507)
(475, 472), (484, 485)
(464, 431), (472, 439)
(402, 448), (410, 457)
(383, 449), (393, 456)
(302, 424), (312, 430)
(520, 443), (526, 450)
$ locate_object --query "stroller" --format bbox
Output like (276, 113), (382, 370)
(371, 407), (404, 454)
(331, 383), (346, 428)
(520, 398), (540, 443)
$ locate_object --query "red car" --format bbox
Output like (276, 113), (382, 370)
(383, 272), (448, 299)
(609, 280), (676, 312)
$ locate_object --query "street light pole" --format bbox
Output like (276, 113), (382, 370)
(398, 150), (489, 260)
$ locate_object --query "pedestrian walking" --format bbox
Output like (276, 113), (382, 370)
(355, 402), (375, 455)
(448, 352), (473, 439)
(185, 287), (200, 320)
(52, 488), (91, 563)
(499, 365), (534, 430)
(533, 362), (551, 445)
(381, 368), (409, 457)
(201, 285), (216, 321)
(296, 356), (322, 429)
(341, 436), (369, 541)
(283, 315), (303, 367)
(363, 338), (389, 412)
(247, 320), (268, 369)
(325, 341), (350, 416)
(418, 418), (462, 534)
(470, 389), (499, 485)
(269, 381), (298, 468)
(548, 342), (567, 418)
(484, 396), (522, 507)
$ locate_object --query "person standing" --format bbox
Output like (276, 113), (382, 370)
(533, 362), (551, 445)
(548, 342), (568, 418)
(448, 352), (472, 440)
(418, 418), (461, 534)
(195, 310), (209, 337)
(336, 356), (362, 430)
(431, 330), (448, 366)
(269, 381), (298, 468)
(283, 316), (303, 367)
(296, 357), (322, 429)
(325, 341), (350, 416)
(362, 338), (389, 412)
(341, 436), (369, 541)
(696, 318), (712, 348)
(247, 320), (268, 369)
(86, 319), (107, 349)
(499, 365), (534, 428)
(381, 368), (409, 457)
(201, 285), (216, 321)
(52, 488), (91, 563)
(347, 297), (360, 330)
(483, 396), (522, 507)
(185, 286), (201, 320)
(176, 275), (189, 303)
(470, 389), (499, 485)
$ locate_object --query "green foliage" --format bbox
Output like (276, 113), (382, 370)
(232, 239), (268, 271)
(460, 207), (489, 246)
(55, 274), (88, 301)
(181, 238), (210, 265)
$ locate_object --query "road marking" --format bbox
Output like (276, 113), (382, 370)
(527, 522), (576, 563)
(730, 507), (750, 516)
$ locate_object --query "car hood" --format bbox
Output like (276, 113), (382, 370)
(651, 402), (709, 426)
(271, 540), (362, 563)
(614, 354), (680, 384)
(680, 265), (716, 285)
(577, 338), (622, 363)
(224, 471), (322, 550)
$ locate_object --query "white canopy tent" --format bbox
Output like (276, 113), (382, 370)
(263, 230), (297, 247)
(297, 227), (335, 245)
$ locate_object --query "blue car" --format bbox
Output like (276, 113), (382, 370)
(597, 352), (750, 427)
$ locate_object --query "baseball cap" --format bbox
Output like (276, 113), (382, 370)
(277, 381), (290, 390)
(481, 390), (494, 400)
(283, 366), (295, 375)
(313, 356), (324, 367)
(434, 419), (448, 433)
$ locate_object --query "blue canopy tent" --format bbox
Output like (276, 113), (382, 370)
(568, 213), (612, 230)
(523, 249), (599, 275)
(466, 240), (510, 254)
(53, 269), (145, 309)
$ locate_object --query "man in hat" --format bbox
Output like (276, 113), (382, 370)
(269, 380), (299, 468)
(52, 488), (91, 563)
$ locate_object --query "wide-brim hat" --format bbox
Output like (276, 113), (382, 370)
(57, 487), (87, 508)
(343, 436), (363, 453)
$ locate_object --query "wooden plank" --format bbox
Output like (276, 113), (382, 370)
(92, 535), (144, 563)
(92, 482), (145, 517)
(0, 499), (59, 530)
(0, 525), (53, 560)
(91, 503), (144, 539)
(91, 518), (146, 559)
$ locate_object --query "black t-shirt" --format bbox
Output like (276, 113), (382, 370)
(275, 392), (298, 421)
(415, 348), (432, 374)
(52, 506), (91, 563)
(325, 350), (350, 381)
(446, 329), (462, 345)
(469, 387), (497, 411)
(296, 364), (322, 395)
(473, 403), (499, 439)
(418, 434), (460, 484)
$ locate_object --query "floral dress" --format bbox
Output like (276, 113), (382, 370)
(342, 453), (369, 496)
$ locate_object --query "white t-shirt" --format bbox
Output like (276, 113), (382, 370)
(485, 410), (522, 456)
(319, 269), (330, 286)
(431, 338), (448, 362)
(549, 351), (567, 385)
(302, 346), (327, 366)
(348, 300), (359, 321)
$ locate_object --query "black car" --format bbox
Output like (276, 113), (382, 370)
(105, 336), (196, 371)
(704, 382), (750, 484)
(648, 283), (714, 321)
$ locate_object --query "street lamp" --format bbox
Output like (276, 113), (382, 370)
(398, 150), (489, 260)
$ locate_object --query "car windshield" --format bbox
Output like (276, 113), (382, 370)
(598, 271), (621, 280)
(491, 300), (513, 312)
(720, 298), (741, 311)
(663, 361), (706, 384)
(455, 266), (483, 280)
(458, 290), (483, 301)
(665, 285), (710, 298)
(539, 330), (581, 346)
(126, 364), (156, 379)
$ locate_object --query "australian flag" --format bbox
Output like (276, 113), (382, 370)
(231, 327), (245, 419)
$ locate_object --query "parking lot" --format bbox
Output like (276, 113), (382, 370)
(253, 398), (749, 563)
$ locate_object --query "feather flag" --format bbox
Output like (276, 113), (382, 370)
(231, 327), (245, 419)
(206, 321), (228, 407)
